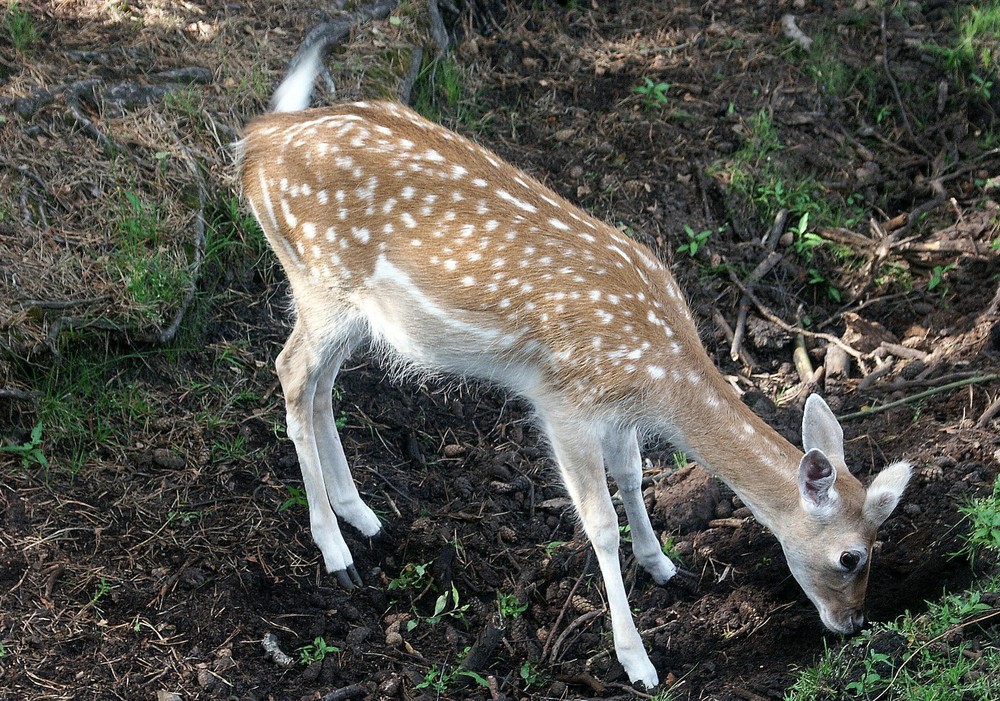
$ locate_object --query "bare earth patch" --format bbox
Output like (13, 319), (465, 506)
(1, 1), (998, 700)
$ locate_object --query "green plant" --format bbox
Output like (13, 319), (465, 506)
(89, 577), (115, 614)
(408, 581), (470, 631)
(843, 648), (892, 696)
(677, 224), (713, 257)
(416, 662), (490, 693)
(166, 509), (201, 528)
(927, 263), (955, 295)
(956, 475), (1000, 566)
(498, 592), (528, 619)
(519, 660), (548, 689)
(3, 2), (37, 53)
(0, 422), (48, 469)
(388, 561), (432, 592)
(544, 540), (568, 556)
(790, 214), (822, 260)
(971, 73), (994, 100)
(279, 485), (308, 512)
(672, 451), (689, 470)
(297, 636), (340, 666)
(661, 535), (680, 559)
(806, 267), (842, 302)
(633, 77), (671, 110)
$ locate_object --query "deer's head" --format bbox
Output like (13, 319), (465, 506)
(778, 395), (912, 633)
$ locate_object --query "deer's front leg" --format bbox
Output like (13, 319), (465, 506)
(543, 415), (658, 688)
(602, 427), (677, 585)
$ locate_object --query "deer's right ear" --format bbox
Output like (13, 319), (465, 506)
(798, 449), (838, 511)
(864, 461), (912, 527)
(802, 394), (845, 465)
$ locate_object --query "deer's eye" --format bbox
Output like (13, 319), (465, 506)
(840, 551), (862, 572)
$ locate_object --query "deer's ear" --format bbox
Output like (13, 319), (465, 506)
(798, 449), (838, 512)
(864, 461), (912, 527)
(802, 394), (845, 465)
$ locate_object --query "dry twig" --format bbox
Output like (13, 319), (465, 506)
(730, 209), (787, 363)
(839, 374), (1000, 421)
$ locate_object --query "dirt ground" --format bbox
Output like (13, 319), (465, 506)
(1, 1), (999, 700)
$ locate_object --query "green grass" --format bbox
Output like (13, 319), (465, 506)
(3, 2), (38, 53)
(709, 110), (866, 301)
(30, 344), (153, 473)
(414, 54), (465, 120)
(113, 190), (191, 328)
(921, 3), (1000, 104)
(951, 4), (1000, 75)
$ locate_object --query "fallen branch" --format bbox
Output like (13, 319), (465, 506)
(713, 307), (757, 367)
(880, 9), (923, 154)
(460, 616), (506, 672)
(725, 266), (864, 359)
(977, 395), (1000, 427)
(707, 517), (747, 528)
(0, 387), (43, 401)
(319, 685), (366, 701)
(839, 374), (1000, 421)
(550, 609), (604, 663)
(541, 567), (586, 662)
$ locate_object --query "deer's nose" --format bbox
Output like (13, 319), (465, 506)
(848, 612), (866, 634)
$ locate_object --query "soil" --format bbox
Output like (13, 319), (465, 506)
(1, 1), (999, 700)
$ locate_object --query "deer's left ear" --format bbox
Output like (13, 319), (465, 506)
(864, 461), (912, 527)
(802, 394), (845, 467)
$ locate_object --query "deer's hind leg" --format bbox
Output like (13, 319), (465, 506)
(313, 339), (382, 537)
(275, 313), (371, 588)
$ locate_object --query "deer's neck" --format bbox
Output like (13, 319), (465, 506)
(652, 374), (803, 535)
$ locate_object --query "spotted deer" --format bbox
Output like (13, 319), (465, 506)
(239, 44), (912, 688)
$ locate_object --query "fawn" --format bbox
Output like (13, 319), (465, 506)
(239, 44), (912, 687)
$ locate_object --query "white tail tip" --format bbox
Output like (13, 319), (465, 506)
(270, 42), (325, 113)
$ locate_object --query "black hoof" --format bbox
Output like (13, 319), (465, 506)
(347, 563), (362, 587)
(334, 564), (363, 590)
